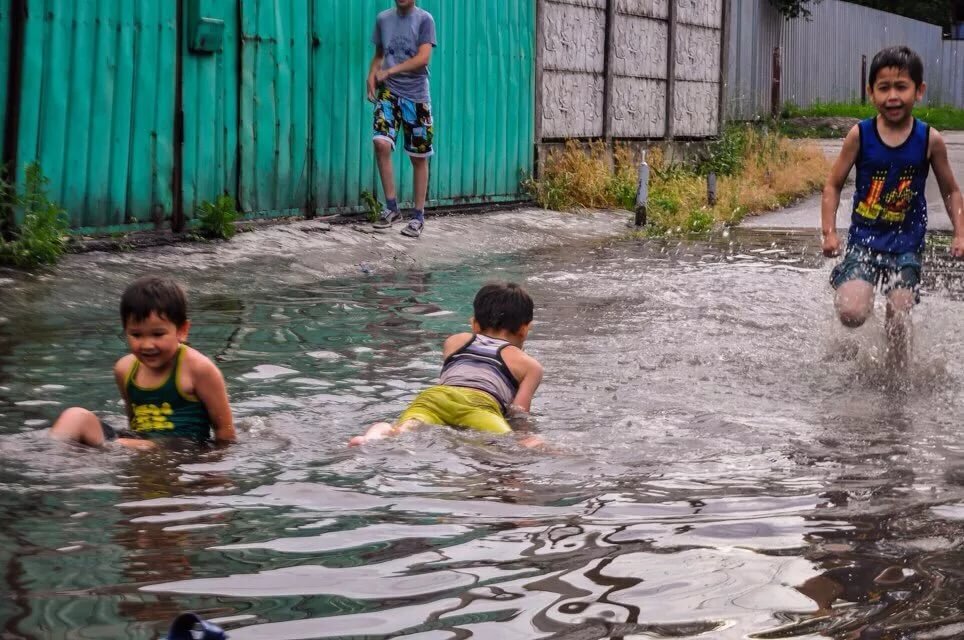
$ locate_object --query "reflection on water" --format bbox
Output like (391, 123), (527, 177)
(2, 228), (964, 639)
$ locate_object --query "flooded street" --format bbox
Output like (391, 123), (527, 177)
(2, 226), (964, 639)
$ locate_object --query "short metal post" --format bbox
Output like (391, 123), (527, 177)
(634, 153), (649, 227)
(860, 54), (867, 104)
(707, 172), (717, 206)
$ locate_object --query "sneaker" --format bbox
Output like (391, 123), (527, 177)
(372, 208), (402, 229)
(400, 218), (424, 238)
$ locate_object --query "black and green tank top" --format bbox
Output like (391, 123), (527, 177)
(126, 345), (212, 441)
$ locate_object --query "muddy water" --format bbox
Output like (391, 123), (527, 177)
(1, 228), (963, 639)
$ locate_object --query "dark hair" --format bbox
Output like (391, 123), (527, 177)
(120, 276), (188, 327)
(869, 46), (924, 88)
(473, 282), (534, 333)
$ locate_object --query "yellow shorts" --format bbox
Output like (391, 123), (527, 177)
(398, 385), (511, 434)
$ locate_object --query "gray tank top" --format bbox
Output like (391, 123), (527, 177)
(439, 335), (520, 411)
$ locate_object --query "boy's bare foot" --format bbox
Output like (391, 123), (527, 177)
(349, 422), (395, 446)
(116, 437), (157, 451)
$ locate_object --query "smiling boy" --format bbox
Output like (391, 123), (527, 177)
(821, 46), (964, 367)
(49, 276), (235, 448)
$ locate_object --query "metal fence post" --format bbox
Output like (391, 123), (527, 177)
(634, 153), (649, 227)
(860, 54), (867, 104)
(770, 46), (781, 119)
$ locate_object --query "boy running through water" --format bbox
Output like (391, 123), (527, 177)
(49, 276), (236, 448)
(350, 282), (544, 446)
(822, 46), (964, 367)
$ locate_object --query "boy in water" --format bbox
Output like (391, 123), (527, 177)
(822, 46), (964, 366)
(350, 282), (544, 446)
(49, 276), (236, 448)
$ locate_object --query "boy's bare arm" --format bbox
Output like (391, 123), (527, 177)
(191, 357), (236, 442)
(821, 125), (860, 257)
(375, 43), (433, 82)
(367, 46), (384, 101)
(504, 351), (543, 413)
(929, 130), (964, 258)
(113, 356), (134, 421)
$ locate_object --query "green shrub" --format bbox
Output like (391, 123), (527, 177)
(360, 190), (382, 223)
(196, 194), (238, 240)
(0, 163), (69, 268)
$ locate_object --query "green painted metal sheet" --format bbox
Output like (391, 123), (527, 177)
(238, 0), (311, 217)
(16, 0), (176, 230)
(312, 0), (535, 213)
(181, 0), (239, 220)
(0, 2), (9, 157)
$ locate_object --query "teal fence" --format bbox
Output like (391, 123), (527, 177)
(1, 0), (536, 233)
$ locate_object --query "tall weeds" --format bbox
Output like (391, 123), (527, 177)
(526, 126), (829, 235)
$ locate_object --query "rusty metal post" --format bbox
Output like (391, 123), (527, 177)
(770, 46), (781, 119)
(860, 54), (867, 104)
(2, 0), (27, 240)
(171, 0), (185, 233)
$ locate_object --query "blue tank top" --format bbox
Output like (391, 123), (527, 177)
(439, 334), (520, 411)
(848, 117), (930, 254)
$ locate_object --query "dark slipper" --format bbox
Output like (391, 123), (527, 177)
(166, 612), (227, 640)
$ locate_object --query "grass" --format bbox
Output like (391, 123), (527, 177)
(782, 101), (964, 132)
(196, 194), (238, 240)
(524, 126), (830, 235)
(0, 163), (69, 268)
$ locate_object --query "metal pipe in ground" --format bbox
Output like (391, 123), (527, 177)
(634, 153), (650, 227)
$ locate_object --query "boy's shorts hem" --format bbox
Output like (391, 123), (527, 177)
(372, 86), (434, 157)
(830, 244), (922, 302)
(373, 134), (396, 150)
(99, 418), (143, 441)
(398, 385), (511, 434)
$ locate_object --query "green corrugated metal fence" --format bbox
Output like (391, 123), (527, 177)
(15, 0), (177, 232)
(2, 0), (535, 232)
(0, 2), (9, 157)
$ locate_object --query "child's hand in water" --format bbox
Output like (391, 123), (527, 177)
(517, 434), (545, 449)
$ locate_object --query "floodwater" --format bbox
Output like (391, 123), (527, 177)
(1, 228), (963, 640)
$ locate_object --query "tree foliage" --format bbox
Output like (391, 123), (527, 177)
(770, 0), (957, 34)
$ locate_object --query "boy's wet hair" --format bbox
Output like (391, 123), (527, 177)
(869, 46), (923, 88)
(473, 282), (534, 333)
(120, 276), (188, 327)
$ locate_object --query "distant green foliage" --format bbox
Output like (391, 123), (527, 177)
(0, 163), (69, 269)
(780, 102), (964, 136)
(196, 194), (238, 240)
(698, 125), (750, 177)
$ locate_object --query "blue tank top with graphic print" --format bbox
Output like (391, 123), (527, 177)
(848, 117), (930, 254)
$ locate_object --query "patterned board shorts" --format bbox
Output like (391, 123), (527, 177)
(372, 86), (434, 157)
(830, 244), (923, 302)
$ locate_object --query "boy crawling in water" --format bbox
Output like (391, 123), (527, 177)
(350, 282), (544, 447)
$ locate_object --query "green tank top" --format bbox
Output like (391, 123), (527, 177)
(126, 345), (212, 441)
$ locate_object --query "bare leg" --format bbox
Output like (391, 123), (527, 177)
(410, 156), (428, 211)
(374, 139), (396, 203)
(49, 408), (108, 446)
(349, 419), (423, 446)
(834, 280), (874, 328)
(885, 289), (914, 370)
(49, 407), (155, 450)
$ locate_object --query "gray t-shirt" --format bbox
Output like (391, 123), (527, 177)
(372, 6), (436, 102)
